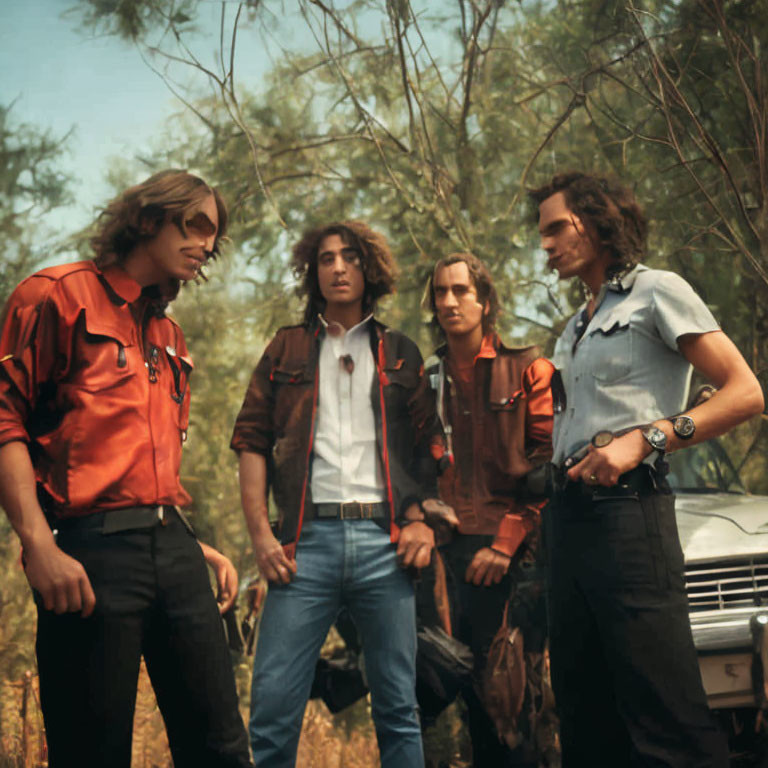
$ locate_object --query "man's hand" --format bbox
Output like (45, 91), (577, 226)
(239, 451), (297, 585)
(253, 527), (297, 585)
(465, 547), (511, 587)
(397, 520), (435, 570)
(24, 535), (96, 617)
(199, 542), (239, 613)
(567, 429), (650, 487)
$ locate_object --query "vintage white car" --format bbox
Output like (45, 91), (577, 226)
(668, 440), (768, 759)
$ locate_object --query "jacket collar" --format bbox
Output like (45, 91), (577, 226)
(436, 332), (499, 363)
(98, 263), (143, 305)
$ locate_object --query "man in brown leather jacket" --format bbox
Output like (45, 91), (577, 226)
(419, 253), (555, 767)
(231, 221), (440, 768)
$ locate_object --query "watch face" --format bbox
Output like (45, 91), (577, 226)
(591, 430), (614, 448)
(672, 415), (696, 440)
(642, 425), (668, 451)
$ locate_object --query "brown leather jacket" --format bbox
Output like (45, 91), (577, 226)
(231, 319), (440, 557)
(429, 334), (554, 557)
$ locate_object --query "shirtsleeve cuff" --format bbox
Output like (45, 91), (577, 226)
(492, 516), (528, 558)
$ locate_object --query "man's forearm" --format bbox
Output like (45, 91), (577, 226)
(0, 440), (54, 549)
(0, 440), (96, 615)
(238, 449), (297, 583)
(238, 450), (272, 543)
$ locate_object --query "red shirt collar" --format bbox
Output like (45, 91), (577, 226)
(474, 333), (497, 363)
(100, 264), (142, 304)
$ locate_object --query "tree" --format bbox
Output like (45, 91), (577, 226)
(0, 106), (72, 756)
(0, 104), (72, 305)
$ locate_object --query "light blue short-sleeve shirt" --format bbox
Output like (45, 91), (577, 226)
(551, 264), (720, 464)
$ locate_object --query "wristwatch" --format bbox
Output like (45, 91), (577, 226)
(640, 425), (668, 453)
(591, 430), (614, 448)
(667, 414), (696, 440)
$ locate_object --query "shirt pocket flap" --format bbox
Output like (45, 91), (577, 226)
(588, 305), (633, 337)
(270, 365), (309, 384)
(81, 309), (133, 347)
(587, 310), (633, 383)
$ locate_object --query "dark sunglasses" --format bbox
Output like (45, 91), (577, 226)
(184, 211), (218, 238)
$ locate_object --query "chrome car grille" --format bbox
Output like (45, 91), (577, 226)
(686, 557), (768, 611)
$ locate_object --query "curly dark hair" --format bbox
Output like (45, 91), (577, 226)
(528, 172), (647, 276)
(291, 221), (399, 323)
(423, 252), (499, 337)
(90, 169), (228, 299)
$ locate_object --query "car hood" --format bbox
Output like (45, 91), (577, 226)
(675, 492), (768, 563)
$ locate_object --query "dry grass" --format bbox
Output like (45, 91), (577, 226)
(0, 664), (384, 768)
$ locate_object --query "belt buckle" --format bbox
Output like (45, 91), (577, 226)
(339, 502), (352, 520)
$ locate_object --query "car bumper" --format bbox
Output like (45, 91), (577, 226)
(691, 608), (768, 708)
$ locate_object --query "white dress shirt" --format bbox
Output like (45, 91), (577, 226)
(311, 314), (385, 503)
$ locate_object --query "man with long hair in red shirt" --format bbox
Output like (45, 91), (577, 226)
(0, 170), (252, 768)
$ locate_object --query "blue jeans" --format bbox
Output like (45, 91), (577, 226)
(250, 519), (424, 768)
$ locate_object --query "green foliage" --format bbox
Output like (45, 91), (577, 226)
(0, 106), (73, 749)
(65, 0), (767, 470)
(0, 104), (72, 305)
(0, 0), (765, 759)
(70, 0), (199, 41)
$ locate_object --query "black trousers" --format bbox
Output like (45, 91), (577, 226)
(418, 535), (549, 768)
(545, 484), (728, 767)
(35, 510), (252, 768)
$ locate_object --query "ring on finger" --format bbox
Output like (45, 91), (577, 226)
(588, 473), (598, 483)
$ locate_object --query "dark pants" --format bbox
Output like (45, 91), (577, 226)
(35, 510), (251, 768)
(418, 535), (550, 768)
(545, 484), (729, 767)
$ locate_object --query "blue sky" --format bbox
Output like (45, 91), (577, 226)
(1, 1), (181, 235)
(1, 1), (452, 258)
(0, 0), (312, 248)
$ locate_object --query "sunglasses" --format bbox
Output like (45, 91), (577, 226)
(184, 211), (218, 238)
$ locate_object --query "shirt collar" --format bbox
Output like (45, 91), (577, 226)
(475, 333), (497, 362)
(605, 263), (646, 294)
(437, 332), (497, 364)
(589, 264), (646, 317)
(100, 264), (143, 304)
(318, 312), (373, 338)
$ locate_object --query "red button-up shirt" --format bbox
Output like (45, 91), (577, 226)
(0, 261), (193, 517)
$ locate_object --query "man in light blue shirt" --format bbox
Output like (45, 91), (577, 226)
(530, 172), (763, 766)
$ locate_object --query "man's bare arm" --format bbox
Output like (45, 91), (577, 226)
(0, 441), (96, 616)
(568, 330), (764, 485)
(238, 450), (296, 584)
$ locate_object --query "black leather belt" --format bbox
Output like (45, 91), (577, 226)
(314, 501), (388, 520)
(52, 505), (191, 535)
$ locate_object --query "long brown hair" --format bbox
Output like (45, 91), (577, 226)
(91, 169), (228, 268)
(529, 172), (647, 277)
(291, 220), (399, 323)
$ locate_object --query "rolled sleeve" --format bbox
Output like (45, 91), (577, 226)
(0, 279), (62, 448)
(652, 272), (720, 351)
